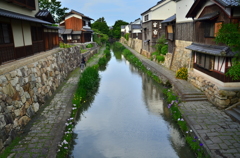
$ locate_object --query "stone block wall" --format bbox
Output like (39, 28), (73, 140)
(171, 40), (192, 72)
(188, 71), (240, 109)
(0, 43), (98, 152)
(120, 37), (143, 54)
(163, 53), (173, 69)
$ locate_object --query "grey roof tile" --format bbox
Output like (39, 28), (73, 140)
(186, 43), (237, 57)
(196, 12), (219, 21)
(215, 0), (239, 7)
(0, 8), (51, 25)
(161, 14), (176, 23)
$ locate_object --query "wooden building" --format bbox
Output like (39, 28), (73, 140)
(186, 0), (240, 83)
(0, 0), (58, 65)
(141, 0), (176, 54)
(59, 10), (93, 43)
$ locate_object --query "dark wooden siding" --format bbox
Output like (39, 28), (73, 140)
(175, 22), (194, 41)
(194, 4), (231, 45)
(0, 44), (15, 64)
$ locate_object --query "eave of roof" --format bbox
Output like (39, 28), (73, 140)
(141, 0), (167, 15)
(161, 14), (176, 23)
(195, 12), (219, 21)
(0, 8), (52, 25)
(186, 43), (237, 57)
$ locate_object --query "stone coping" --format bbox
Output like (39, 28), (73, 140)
(0, 48), (65, 76)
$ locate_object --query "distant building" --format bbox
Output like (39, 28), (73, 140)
(141, 0), (176, 56)
(59, 10), (93, 43)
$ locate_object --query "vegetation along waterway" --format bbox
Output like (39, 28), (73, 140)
(69, 47), (196, 158)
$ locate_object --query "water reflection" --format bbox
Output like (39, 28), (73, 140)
(70, 49), (195, 158)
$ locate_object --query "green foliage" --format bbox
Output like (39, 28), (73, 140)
(156, 55), (165, 62)
(104, 49), (111, 58)
(110, 20), (128, 39)
(161, 45), (168, 55)
(98, 57), (107, 66)
(92, 17), (109, 35)
(59, 42), (73, 48)
(176, 67), (188, 80)
(86, 43), (94, 48)
(215, 23), (240, 80)
(39, 0), (68, 23)
(93, 28), (109, 46)
(154, 35), (167, 54)
(124, 33), (130, 41)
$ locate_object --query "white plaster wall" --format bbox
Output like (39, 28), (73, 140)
(176, 0), (195, 23)
(65, 14), (82, 20)
(12, 19), (24, 47)
(23, 22), (32, 46)
(125, 25), (130, 33)
(0, 0), (39, 17)
(151, 1), (176, 20)
(132, 29), (141, 33)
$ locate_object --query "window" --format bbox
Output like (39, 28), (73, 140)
(67, 35), (72, 40)
(195, 52), (214, 70)
(204, 22), (222, 37)
(31, 26), (43, 41)
(0, 23), (12, 44)
(73, 35), (80, 40)
(144, 15), (149, 22)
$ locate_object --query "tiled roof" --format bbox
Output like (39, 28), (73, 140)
(62, 29), (72, 34)
(0, 8), (51, 25)
(81, 28), (93, 32)
(161, 14), (176, 23)
(141, 0), (166, 15)
(43, 25), (59, 30)
(196, 12), (219, 21)
(35, 10), (49, 17)
(186, 43), (237, 57)
(214, 0), (239, 7)
(131, 24), (142, 29)
(72, 31), (82, 34)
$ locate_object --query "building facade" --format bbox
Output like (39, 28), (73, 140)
(59, 10), (93, 43)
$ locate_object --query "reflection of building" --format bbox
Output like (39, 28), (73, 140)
(59, 10), (93, 43)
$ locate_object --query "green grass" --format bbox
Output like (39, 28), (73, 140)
(0, 137), (23, 158)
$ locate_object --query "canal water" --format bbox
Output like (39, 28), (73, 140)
(70, 49), (195, 158)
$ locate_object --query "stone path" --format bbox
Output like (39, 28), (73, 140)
(122, 43), (240, 158)
(6, 47), (104, 158)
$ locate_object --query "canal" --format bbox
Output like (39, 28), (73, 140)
(70, 49), (195, 158)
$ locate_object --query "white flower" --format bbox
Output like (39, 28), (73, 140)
(186, 131), (189, 133)
(64, 147), (68, 149)
(178, 118), (181, 121)
(190, 130), (193, 132)
(57, 149), (60, 152)
(65, 123), (69, 126)
(73, 104), (76, 106)
(181, 118), (184, 121)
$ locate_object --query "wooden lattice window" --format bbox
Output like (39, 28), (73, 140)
(0, 23), (12, 44)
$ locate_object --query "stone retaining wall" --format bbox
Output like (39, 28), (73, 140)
(171, 40), (192, 72)
(188, 71), (240, 109)
(120, 37), (143, 54)
(0, 43), (98, 152)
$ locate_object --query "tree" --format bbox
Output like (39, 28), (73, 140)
(91, 17), (110, 35)
(39, 0), (68, 23)
(215, 23), (240, 80)
(111, 20), (128, 39)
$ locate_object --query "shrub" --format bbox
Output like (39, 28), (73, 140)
(104, 49), (111, 58)
(86, 43), (94, 48)
(176, 67), (188, 80)
(98, 57), (107, 66)
(161, 45), (168, 55)
(124, 33), (130, 41)
(156, 55), (165, 62)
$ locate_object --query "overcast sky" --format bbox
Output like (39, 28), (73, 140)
(59, 0), (158, 26)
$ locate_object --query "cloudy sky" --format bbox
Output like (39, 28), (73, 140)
(59, 0), (158, 26)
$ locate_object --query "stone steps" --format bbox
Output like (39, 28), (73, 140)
(225, 104), (240, 123)
(180, 92), (208, 102)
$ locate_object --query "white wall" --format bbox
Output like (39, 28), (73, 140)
(12, 19), (24, 47)
(142, 0), (176, 22)
(132, 29), (141, 33)
(0, 0), (39, 17)
(22, 22), (32, 46)
(176, 0), (195, 23)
